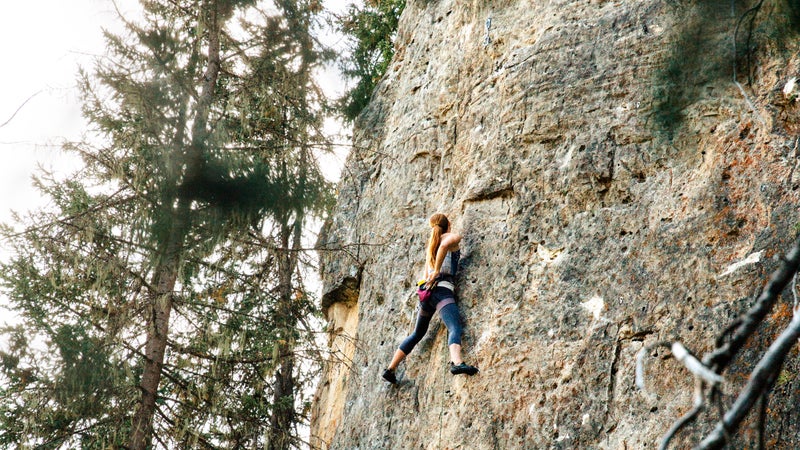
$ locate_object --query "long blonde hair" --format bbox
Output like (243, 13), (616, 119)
(426, 213), (449, 271)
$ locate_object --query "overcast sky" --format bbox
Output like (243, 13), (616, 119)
(0, 1), (137, 219)
(0, 0), (348, 220)
(0, 0), (351, 323)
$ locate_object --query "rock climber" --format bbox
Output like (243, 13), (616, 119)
(382, 213), (479, 384)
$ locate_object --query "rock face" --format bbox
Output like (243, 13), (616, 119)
(311, 0), (800, 448)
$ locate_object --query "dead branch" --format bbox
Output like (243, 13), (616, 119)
(637, 341), (722, 450)
(660, 377), (705, 450)
(0, 90), (43, 129)
(702, 238), (800, 373)
(696, 312), (800, 449)
(646, 238), (800, 449)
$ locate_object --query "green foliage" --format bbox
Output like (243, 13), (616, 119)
(0, 0), (332, 448)
(337, 0), (405, 121)
(0, 171), (145, 447)
(776, 367), (796, 387)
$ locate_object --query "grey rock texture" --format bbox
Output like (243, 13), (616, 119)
(311, 0), (800, 448)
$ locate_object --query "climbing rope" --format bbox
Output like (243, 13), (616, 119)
(438, 346), (447, 450)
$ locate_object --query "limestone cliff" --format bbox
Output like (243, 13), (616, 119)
(311, 0), (800, 448)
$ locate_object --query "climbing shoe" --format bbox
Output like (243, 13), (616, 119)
(450, 362), (479, 376)
(382, 368), (397, 384)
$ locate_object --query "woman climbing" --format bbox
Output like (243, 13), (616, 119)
(382, 213), (479, 384)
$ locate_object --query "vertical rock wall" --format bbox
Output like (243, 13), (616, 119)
(313, 0), (800, 448)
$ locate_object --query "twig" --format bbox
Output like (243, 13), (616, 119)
(793, 272), (799, 315)
(638, 341), (722, 450)
(655, 238), (800, 449)
(756, 383), (768, 450)
(636, 341), (722, 392)
(732, 0), (766, 127)
(0, 90), (43, 129)
(650, 240), (800, 448)
(660, 377), (706, 450)
(673, 342), (724, 384)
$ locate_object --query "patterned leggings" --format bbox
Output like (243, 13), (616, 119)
(399, 302), (463, 354)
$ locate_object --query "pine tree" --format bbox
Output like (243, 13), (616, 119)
(0, 0), (331, 448)
(337, 0), (405, 121)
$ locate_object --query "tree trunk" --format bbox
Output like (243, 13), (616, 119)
(268, 341), (296, 450)
(128, 2), (223, 448)
(128, 210), (187, 449)
(267, 221), (301, 450)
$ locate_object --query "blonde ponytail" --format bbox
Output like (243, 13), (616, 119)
(426, 213), (449, 271)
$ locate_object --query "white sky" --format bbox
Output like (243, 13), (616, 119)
(0, 0), (353, 323)
(0, 1), (138, 218)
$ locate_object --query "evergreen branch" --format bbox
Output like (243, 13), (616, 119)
(66, 143), (158, 205)
(173, 296), (276, 323)
(35, 416), (120, 450)
(56, 221), (156, 259)
(162, 0), (194, 18)
(27, 222), (157, 297)
(1, 187), (133, 240)
(160, 360), (230, 385)
(149, 410), (174, 450)
(240, 230), (389, 256)
(658, 377), (705, 450)
(156, 409), (217, 450)
(166, 339), (300, 365)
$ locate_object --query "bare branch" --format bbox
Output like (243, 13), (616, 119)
(703, 238), (800, 372)
(0, 90), (43, 129)
(673, 343), (724, 385)
(638, 341), (722, 450)
(636, 342), (721, 391)
(653, 239), (800, 448)
(696, 313), (800, 449)
(660, 378), (705, 450)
